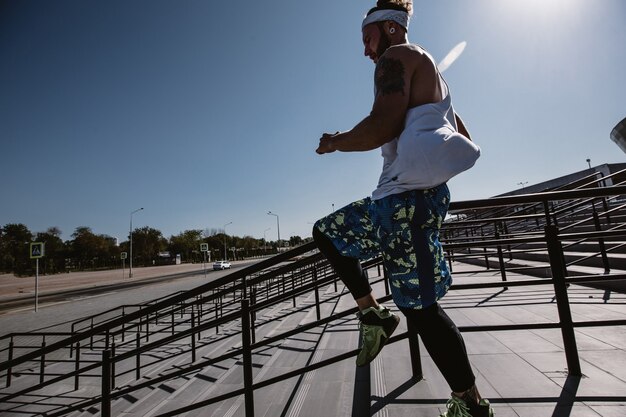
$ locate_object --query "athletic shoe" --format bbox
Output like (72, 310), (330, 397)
(440, 395), (494, 417)
(355, 305), (400, 367)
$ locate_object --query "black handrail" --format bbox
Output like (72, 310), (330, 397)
(1, 252), (337, 405)
(0, 242), (317, 373)
(451, 186), (626, 211)
(45, 237), (626, 417)
(3, 185), (626, 417)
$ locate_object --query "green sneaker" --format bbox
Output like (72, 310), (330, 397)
(355, 305), (400, 367)
(440, 395), (494, 417)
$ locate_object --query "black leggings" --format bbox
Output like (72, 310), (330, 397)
(313, 227), (372, 298)
(314, 228), (475, 392)
(400, 303), (475, 392)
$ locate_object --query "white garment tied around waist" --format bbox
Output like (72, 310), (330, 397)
(372, 82), (480, 200)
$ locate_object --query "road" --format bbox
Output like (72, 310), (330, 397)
(0, 259), (261, 336)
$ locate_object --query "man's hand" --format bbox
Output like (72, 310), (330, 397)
(316, 132), (340, 154)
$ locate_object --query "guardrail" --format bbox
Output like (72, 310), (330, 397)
(2, 186), (626, 416)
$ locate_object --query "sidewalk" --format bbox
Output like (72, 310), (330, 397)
(0, 263), (205, 299)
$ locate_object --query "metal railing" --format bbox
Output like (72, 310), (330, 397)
(444, 173), (626, 279)
(2, 186), (626, 416)
(0, 246), (338, 407)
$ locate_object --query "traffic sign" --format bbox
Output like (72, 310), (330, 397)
(200, 243), (209, 252)
(121, 252), (128, 260)
(30, 242), (45, 259)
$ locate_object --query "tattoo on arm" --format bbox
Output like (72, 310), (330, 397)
(375, 56), (405, 96)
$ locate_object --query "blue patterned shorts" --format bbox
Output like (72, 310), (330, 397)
(313, 183), (452, 309)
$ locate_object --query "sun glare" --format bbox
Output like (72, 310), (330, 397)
(495, 0), (588, 19)
(492, 0), (589, 35)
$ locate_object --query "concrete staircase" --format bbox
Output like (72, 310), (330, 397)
(0, 272), (367, 417)
(3, 263), (626, 417)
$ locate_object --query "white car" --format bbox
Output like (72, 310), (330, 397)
(213, 261), (231, 270)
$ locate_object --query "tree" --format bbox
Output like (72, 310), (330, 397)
(289, 235), (304, 247)
(70, 227), (99, 270)
(36, 227), (66, 274)
(1, 223), (33, 275)
(235, 235), (262, 259)
(200, 229), (225, 259)
(168, 229), (203, 263)
(68, 227), (119, 270)
(131, 226), (167, 266)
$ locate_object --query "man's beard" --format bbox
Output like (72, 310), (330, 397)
(376, 30), (392, 59)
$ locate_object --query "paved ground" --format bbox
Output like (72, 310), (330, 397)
(0, 260), (257, 334)
(0, 263), (203, 300)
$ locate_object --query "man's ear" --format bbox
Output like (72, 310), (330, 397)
(386, 21), (401, 36)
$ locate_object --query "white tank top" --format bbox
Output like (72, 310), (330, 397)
(372, 74), (480, 200)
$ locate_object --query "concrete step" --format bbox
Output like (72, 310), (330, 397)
(0, 304), (242, 415)
(70, 314), (252, 417)
(198, 284), (352, 417)
(138, 297), (323, 416)
(105, 283), (343, 417)
(274, 270), (394, 417)
(0, 281), (333, 416)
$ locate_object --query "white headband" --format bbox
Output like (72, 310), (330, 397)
(362, 9), (410, 31)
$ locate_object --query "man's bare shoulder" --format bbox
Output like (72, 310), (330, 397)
(383, 43), (433, 66)
(383, 44), (441, 106)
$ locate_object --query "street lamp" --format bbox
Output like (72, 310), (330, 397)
(263, 227), (271, 254)
(267, 211), (281, 251)
(129, 207), (143, 278)
(223, 222), (232, 261)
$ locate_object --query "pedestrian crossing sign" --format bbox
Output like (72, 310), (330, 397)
(30, 242), (45, 259)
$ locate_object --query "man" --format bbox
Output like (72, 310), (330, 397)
(313, 1), (492, 416)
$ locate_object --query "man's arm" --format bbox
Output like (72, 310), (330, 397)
(317, 48), (412, 154)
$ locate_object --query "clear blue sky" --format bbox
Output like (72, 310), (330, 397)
(2, 0), (625, 243)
